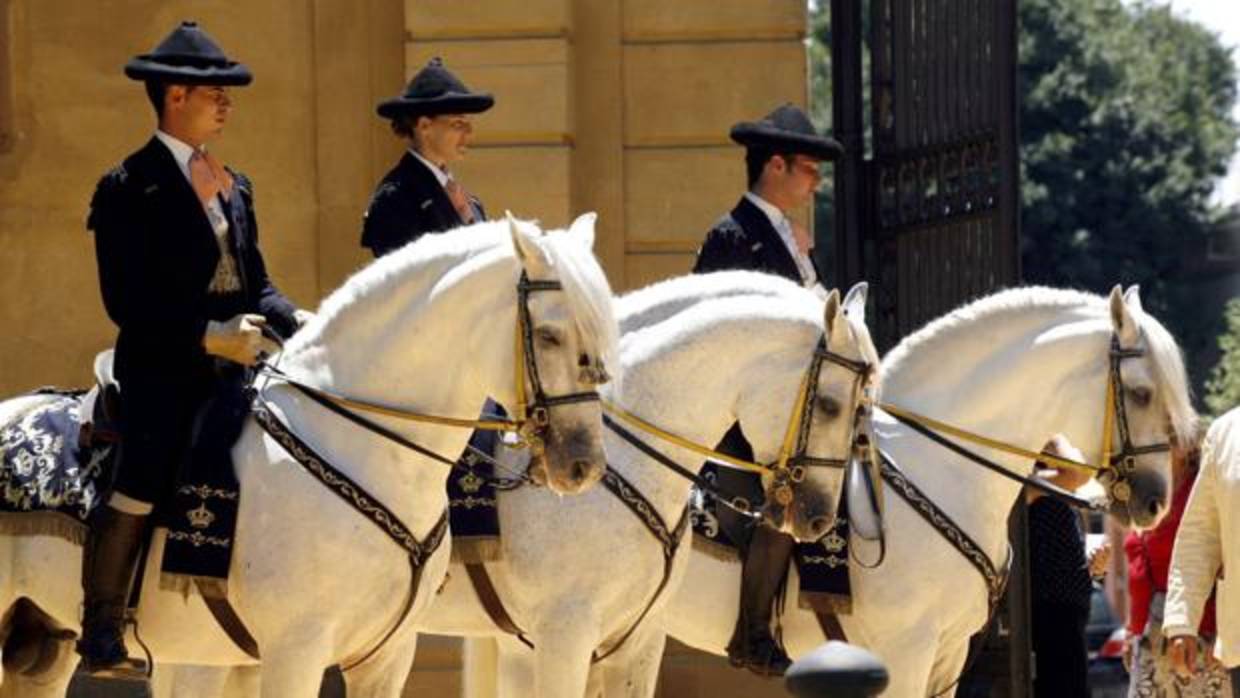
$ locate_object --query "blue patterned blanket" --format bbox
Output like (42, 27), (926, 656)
(0, 391), (114, 542)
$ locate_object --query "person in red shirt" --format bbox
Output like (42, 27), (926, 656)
(1125, 445), (1232, 697)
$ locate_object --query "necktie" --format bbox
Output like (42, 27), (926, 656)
(189, 149), (234, 206)
(444, 176), (475, 224)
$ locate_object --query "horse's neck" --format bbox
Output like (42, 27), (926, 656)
(608, 316), (808, 521)
(881, 314), (1108, 560)
(262, 257), (515, 533)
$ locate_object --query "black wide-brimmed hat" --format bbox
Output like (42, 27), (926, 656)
(730, 104), (843, 160)
(124, 21), (252, 86)
(376, 57), (494, 120)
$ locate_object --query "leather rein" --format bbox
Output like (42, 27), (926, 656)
(250, 271), (601, 671)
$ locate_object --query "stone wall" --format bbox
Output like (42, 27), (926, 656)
(0, 0), (404, 395)
(2, 2), (808, 695)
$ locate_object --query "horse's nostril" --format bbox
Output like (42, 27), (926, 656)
(571, 459), (589, 484)
(1146, 499), (1161, 519)
(809, 516), (831, 538)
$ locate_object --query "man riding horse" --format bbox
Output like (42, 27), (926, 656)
(692, 103), (843, 676)
(79, 20), (311, 679)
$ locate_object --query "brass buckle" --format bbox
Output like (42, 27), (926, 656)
(530, 405), (550, 428)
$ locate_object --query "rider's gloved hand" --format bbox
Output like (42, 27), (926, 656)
(203, 313), (279, 366)
(293, 309), (316, 329)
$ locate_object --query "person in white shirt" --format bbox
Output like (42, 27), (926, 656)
(1164, 406), (1240, 695)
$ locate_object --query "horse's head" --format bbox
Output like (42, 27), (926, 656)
(1095, 285), (1195, 530)
(507, 213), (618, 495)
(742, 282), (879, 542)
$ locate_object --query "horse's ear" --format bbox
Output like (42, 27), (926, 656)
(1109, 284), (1141, 345)
(508, 211), (551, 277)
(823, 288), (842, 332)
(568, 212), (598, 250)
(843, 281), (868, 324)
(1123, 284), (1144, 316)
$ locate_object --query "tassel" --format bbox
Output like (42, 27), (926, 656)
(0, 511), (87, 545)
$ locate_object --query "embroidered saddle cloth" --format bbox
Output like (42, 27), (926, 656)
(0, 373), (246, 600)
(690, 463), (854, 613)
(0, 389), (116, 541)
(446, 399), (508, 562)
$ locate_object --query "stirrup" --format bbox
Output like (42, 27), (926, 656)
(729, 634), (791, 678)
(80, 654), (149, 681)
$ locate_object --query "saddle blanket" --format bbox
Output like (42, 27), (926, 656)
(0, 387), (242, 599)
(690, 464), (853, 614)
(0, 390), (113, 541)
(448, 419), (503, 563)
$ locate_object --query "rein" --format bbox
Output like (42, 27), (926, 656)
(600, 336), (874, 514)
(875, 333), (1169, 509)
(242, 269), (600, 669)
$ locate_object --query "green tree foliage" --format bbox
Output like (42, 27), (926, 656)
(1206, 298), (1240, 416)
(808, 0), (1238, 391)
(1019, 0), (1238, 388)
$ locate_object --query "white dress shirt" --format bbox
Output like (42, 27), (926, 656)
(743, 191), (822, 291)
(410, 148), (450, 188)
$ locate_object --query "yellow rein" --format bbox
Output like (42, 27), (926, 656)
(260, 299), (542, 435)
(600, 364), (816, 477)
(876, 399), (1114, 475)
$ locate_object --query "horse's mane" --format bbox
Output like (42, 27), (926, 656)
(617, 271), (798, 335)
(882, 286), (1197, 442)
(616, 272), (880, 391)
(285, 219), (619, 380)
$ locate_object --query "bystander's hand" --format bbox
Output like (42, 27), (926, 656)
(203, 313), (279, 366)
(1168, 634), (1199, 680)
(1027, 434), (1090, 502)
(1121, 630), (1136, 672)
(1087, 541), (1111, 578)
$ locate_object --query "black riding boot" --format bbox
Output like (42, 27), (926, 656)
(76, 506), (149, 680)
(727, 524), (796, 677)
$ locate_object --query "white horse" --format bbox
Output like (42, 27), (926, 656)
(661, 285), (1196, 697)
(0, 214), (619, 698)
(155, 271), (880, 698)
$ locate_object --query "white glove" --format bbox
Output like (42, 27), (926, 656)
(203, 313), (279, 366)
(293, 309), (316, 328)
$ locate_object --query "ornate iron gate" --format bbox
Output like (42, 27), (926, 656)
(832, 0), (1020, 350)
(830, 0), (1027, 695)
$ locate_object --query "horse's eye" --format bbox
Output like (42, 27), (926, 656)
(1127, 386), (1152, 408)
(537, 328), (561, 347)
(578, 353), (590, 367)
(818, 396), (842, 419)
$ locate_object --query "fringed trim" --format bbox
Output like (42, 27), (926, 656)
(159, 573), (229, 600)
(797, 590), (853, 615)
(691, 533), (741, 563)
(0, 511), (87, 545)
(451, 536), (502, 563)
